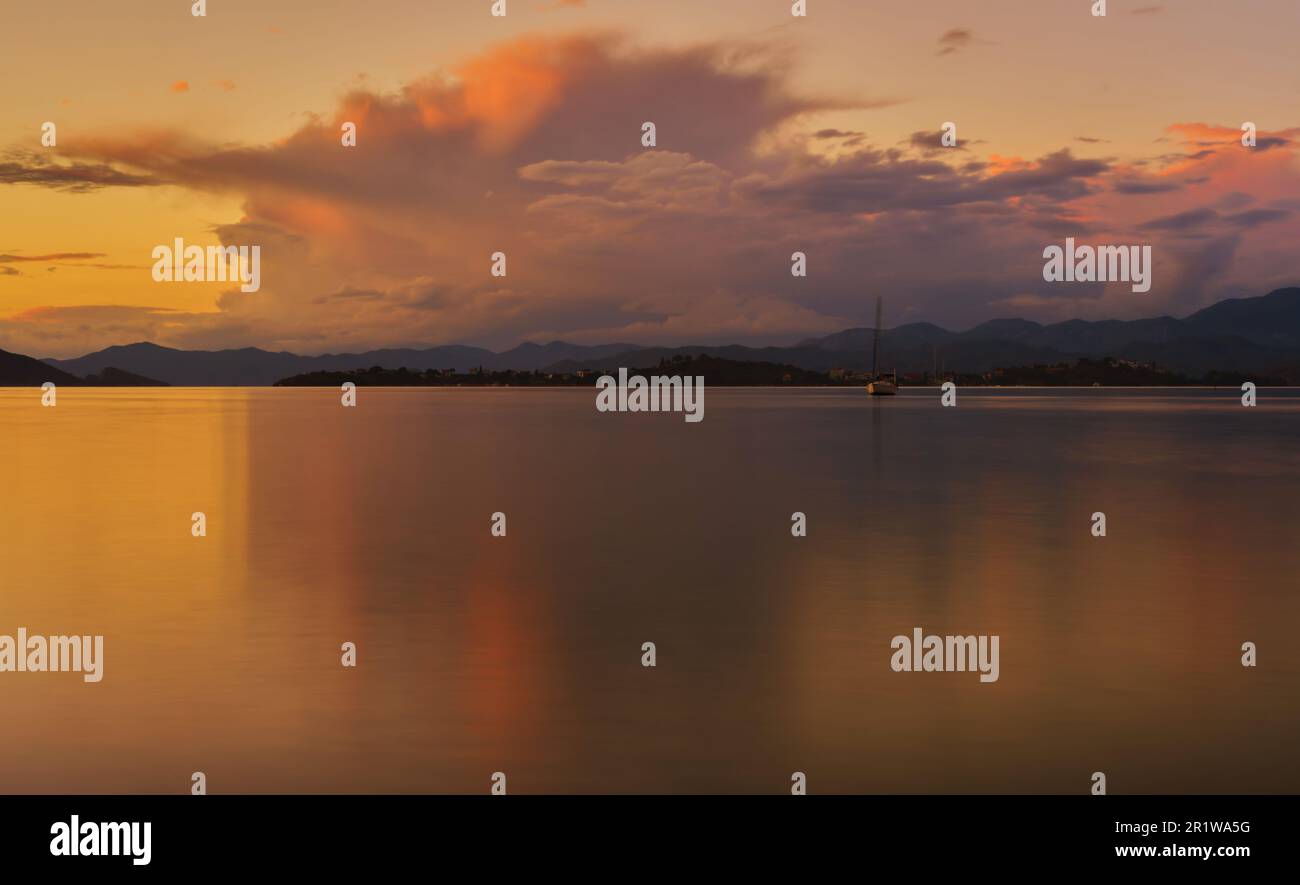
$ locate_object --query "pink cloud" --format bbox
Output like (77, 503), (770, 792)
(4, 34), (1298, 356)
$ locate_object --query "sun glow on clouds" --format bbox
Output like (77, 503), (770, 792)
(1, 21), (1298, 357)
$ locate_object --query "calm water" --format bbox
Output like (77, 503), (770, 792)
(2, 387), (1298, 794)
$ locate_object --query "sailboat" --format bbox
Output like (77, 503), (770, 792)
(866, 296), (897, 396)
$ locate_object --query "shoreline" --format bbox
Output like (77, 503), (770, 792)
(5, 384), (1300, 391)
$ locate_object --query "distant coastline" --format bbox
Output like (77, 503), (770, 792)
(6, 287), (1300, 387)
(272, 355), (1284, 388)
(0, 349), (1287, 389)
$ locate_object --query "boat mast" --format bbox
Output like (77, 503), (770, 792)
(872, 296), (883, 378)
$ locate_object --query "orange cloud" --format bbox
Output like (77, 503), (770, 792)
(7, 35), (1298, 356)
(397, 35), (600, 152)
(170, 81), (190, 93)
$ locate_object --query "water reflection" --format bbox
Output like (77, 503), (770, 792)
(2, 388), (1297, 793)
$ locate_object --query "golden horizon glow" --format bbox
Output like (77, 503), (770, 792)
(3, 1), (1300, 357)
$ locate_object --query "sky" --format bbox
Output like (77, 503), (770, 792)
(2, 0), (1299, 358)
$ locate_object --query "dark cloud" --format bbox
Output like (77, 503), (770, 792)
(0, 154), (159, 191)
(3, 34), (1297, 354)
(1215, 192), (1254, 210)
(905, 129), (969, 154)
(739, 148), (1107, 215)
(936, 29), (975, 56)
(0, 252), (108, 262)
(1112, 177), (1181, 195)
(1139, 207), (1220, 232)
(1139, 206), (1291, 233)
(1224, 208), (1291, 229)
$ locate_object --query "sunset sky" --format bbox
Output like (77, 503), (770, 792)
(2, 0), (1299, 358)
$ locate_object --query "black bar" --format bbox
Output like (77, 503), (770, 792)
(0, 795), (1282, 871)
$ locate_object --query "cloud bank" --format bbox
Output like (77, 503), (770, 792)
(3, 32), (1298, 356)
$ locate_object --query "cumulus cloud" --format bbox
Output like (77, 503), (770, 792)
(2, 32), (1298, 356)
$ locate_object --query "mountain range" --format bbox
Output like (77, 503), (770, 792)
(0, 349), (165, 386)
(6, 287), (1300, 386)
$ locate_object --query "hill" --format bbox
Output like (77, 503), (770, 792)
(43, 340), (637, 386)
(28, 286), (1300, 384)
(1, 349), (84, 386)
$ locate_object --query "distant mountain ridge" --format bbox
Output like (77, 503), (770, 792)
(550, 288), (1300, 378)
(40, 340), (640, 387)
(0, 349), (166, 386)
(2, 349), (83, 386)
(23, 286), (1300, 385)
